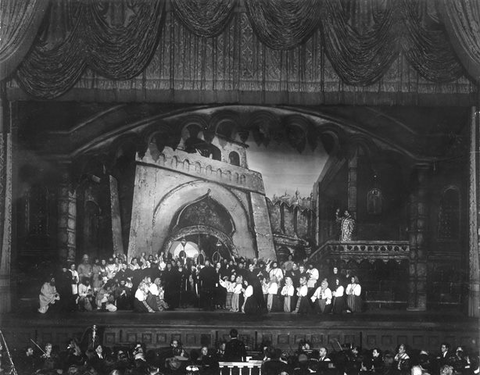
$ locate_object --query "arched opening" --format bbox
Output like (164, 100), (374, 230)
(170, 238), (200, 259)
(229, 151), (240, 166)
(164, 192), (238, 260)
(164, 231), (236, 262)
(172, 193), (234, 236)
(184, 125), (221, 161)
(276, 246), (291, 263)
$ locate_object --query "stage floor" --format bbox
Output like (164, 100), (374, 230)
(1, 306), (476, 328)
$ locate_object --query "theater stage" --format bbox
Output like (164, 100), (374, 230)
(0, 307), (477, 356)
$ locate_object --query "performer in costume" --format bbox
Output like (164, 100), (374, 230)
(336, 208), (355, 241)
(38, 276), (60, 314)
(346, 276), (363, 313)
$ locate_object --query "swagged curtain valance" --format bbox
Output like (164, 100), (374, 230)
(1, 0), (480, 99)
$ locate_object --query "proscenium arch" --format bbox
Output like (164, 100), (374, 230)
(151, 179), (256, 258)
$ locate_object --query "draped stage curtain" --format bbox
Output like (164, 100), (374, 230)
(438, 0), (480, 82)
(0, 0), (49, 81)
(1, 0), (480, 99)
(16, 0), (166, 98)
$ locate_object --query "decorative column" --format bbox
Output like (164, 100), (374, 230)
(110, 175), (125, 256)
(347, 149), (358, 218)
(468, 106), (480, 318)
(250, 192), (276, 260)
(58, 164), (76, 264)
(407, 163), (429, 311)
(0, 90), (13, 313)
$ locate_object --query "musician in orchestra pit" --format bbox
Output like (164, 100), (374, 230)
(296, 340), (312, 357)
(436, 343), (454, 372)
(193, 345), (219, 375)
(214, 340), (226, 362)
(15, 345), (37, 374)
(362, 347), (384, 374)
(88, 343), (110, 374)
(63, 339), (87, 371)
(345, 345), (363, 375)
(381, 351), (396, 375)
(39, 342), (60, 371)
(163, 339), (189, 373)
(394, 344), (411, 375)
(307, 349), (322, 373)
(450, 346), (473, 375)
(112, 348), (131, 374)
(262, 346), (290, 375)
(318, 347), (331, 362)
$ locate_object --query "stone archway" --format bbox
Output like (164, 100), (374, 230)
(163, 225), (238, 260)
(162, 192), (239, 260)
(148, 179), (256, 258)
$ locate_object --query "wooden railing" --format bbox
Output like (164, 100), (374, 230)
(309, 240), (409, 264)
(218, 360), (263, 375)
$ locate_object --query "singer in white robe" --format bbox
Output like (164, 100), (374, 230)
(38, 277), (60, 314)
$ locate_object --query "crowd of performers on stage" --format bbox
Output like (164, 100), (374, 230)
(38, 252), (364, 315)
(2, 327), (478, 375)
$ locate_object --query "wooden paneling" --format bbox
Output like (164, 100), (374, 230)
(2, 322), (477, 355)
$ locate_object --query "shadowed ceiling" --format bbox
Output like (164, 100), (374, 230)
(17, 102), (470, 163)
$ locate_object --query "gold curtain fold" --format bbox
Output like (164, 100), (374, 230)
(16, 0), (87, 99)
(16, 0), (165, 99)
(84, 0), (165, 80)
(171, 0), (237, 38)
(438, 0), (480, 82)
(5, 0), (480, 99)
(244, 0), (322, 50)
(319, 0), (400, 86)
(402, 0), (463, 83)
(0, 0), (50, 81)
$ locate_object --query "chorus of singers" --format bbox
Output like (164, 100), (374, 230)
(39, 252), (362, 315)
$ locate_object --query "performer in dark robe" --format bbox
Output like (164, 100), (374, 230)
(199, 260), (218, 311)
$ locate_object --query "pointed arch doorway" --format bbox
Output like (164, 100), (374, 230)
(163, 192), (239, 262)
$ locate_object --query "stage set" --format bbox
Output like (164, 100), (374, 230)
(1, 0), (480, 360)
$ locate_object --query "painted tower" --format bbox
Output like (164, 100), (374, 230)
(127, 131), (276, 262)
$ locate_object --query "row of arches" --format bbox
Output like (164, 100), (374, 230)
(71, 106), (406, 186)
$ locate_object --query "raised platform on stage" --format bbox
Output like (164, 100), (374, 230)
(1, 308), (477, 355)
